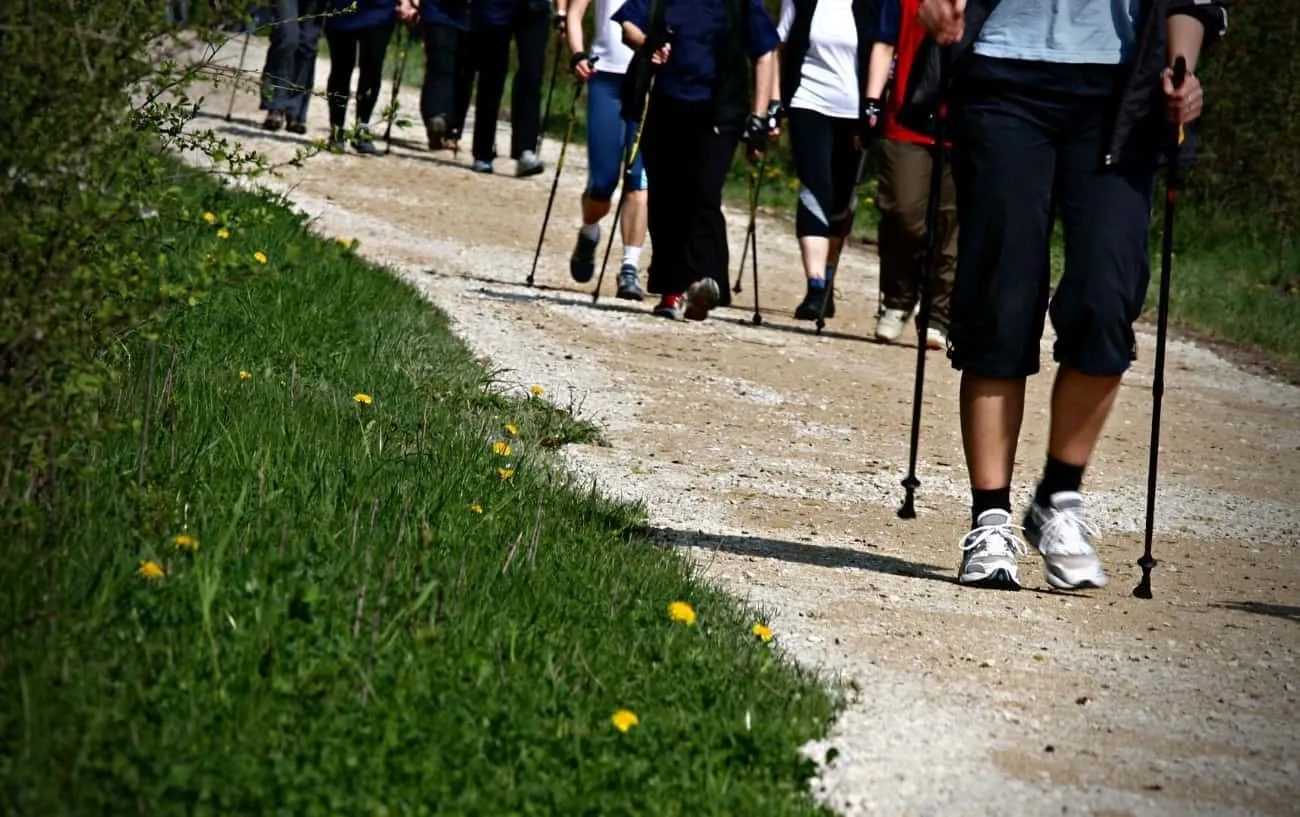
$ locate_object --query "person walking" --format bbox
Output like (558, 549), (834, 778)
(863, 0), (954, 349)
(774, 0), (879, 323)
(903, 0), (1227, 590)
(323, 0), (404, 154)
(561, 0), (650, 300)
(612, 0), (781, 322)
(468, 0), (553, 176)
(259, 0), (328, 134)
(415, 0), (472, 151)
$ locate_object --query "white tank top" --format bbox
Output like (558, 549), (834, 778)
(590, 0), (634, 75)
(778, 0), (861, 119)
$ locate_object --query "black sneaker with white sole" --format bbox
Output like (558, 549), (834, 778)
(958, 509), (1028, 590)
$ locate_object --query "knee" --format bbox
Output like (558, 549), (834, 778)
(1050, 278), (1147, 377)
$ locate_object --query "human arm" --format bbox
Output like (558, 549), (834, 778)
(397, 0), (419, 25)
(1161, 0), (1227, 125)
(566, 0), (596, 78)
(915, 0), (965, 46)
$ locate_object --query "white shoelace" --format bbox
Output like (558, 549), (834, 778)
(960, 521), (1030, 559)
(1036, 505), (1102, 556)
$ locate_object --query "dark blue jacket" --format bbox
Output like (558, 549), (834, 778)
(326, 0), (396, 30)
(472, 0), (552, 29)
(421, 0), (469, 29)
(611, 0), (779, 105)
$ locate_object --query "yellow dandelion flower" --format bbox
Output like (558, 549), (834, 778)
(217, 227), (230, 240)
(253, 250), (268, 264)
(239, 370), (252, 380)
(751, 623), (774, 642)
(504, 423), (519, 437)
(336, 237), (353, 248)
(498, 467), (515, 481)
(138, 560), (165, 580)
(202, 211), (217, 224)
(610, 708), (640, 733)
(493, 441), (512, 457)
(353, 393), (373, 405)
(529, 385), (544, 397)
(467, 503), (483, 514)
(173, 534), (199, 551)
(667, 601), (696, 627)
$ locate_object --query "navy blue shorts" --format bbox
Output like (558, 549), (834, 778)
(947, 59), (1158, 379)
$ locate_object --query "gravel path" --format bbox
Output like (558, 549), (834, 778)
(182, 33), (1300, 816)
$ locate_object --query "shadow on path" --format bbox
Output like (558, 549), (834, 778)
(645, 525), (958, 585)
(1211, 601), (1300, 623)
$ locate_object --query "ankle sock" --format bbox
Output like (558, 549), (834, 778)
(807, 276), (826, 290)
(971, 487), (1012, 526)
(580, 222), (600, 242)
(1035, 455), (1085, 506)
(622, 245), (642, 269)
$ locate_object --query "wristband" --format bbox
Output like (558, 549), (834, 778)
(569, 51), (591, 71)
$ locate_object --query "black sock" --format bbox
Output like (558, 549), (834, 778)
(1035, 455), (1085, 506)
(971, 487), (1012, 526)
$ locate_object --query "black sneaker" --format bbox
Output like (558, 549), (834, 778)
(262, 110), (285, 132)
(286, 118), (308, 135)
(794, 283), (835, 321)
(616, 264), (644, 300)
(569, 229), (598, 283)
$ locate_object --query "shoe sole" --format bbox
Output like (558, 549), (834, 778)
(516, 164), (545, 178)
(684, 279), (720, 321)
(1042, 566), (1108, 590)
(617, 288), (644, 301)
(653, 307), (683, 320)
(926, 335), (945, 350)
(958, 567), (1022, 591)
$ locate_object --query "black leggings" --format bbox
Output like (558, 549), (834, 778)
(787, 107), (862, 238)
(325, 23), (395, 133)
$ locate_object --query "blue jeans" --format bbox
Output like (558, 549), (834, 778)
(586, 70), (648, 202)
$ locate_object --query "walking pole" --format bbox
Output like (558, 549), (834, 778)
(224, 29), (251, 121)
(537, 42), (564, 154)
(733, 156), (765, 298)
(528, 57), (599, 287)
(592, 77), (654, 303)
(898, 49), (949, 520)
(1134, 57), (1188, 600)
(815, 148), (871, 334)
(383, 24), (415, 154)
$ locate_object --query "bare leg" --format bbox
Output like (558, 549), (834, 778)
(621, 190), (648, 249)
(580, 193), (612, 226)
(1047, 366), (1121, 466)
(799, 236), (830, 281)
(960, 373), (1027, 490)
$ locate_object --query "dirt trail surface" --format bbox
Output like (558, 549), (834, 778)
(187, 36), (1298, 816)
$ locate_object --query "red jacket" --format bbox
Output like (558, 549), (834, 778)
(879, 0), (934, 146)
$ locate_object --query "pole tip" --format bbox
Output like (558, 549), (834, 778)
(1132, 555), (1157, 599)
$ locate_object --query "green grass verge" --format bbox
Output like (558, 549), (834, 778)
(0, 168), (839, 814)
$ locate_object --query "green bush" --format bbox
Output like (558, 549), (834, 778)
(0, 0), (293, 523)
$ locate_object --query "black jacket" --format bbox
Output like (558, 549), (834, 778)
(779, 0), (880, 112)
(899, 0), (1229, 167)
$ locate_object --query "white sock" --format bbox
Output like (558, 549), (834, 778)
(622, 245), (642, 269)
(580, 222), (600, 241)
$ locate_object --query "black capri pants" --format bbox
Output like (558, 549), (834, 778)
(787, 107), (862, 239)
(948, 67), (1158, 379)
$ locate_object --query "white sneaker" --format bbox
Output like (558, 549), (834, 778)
(1023, 491), (1109, 589)
(925, 326), (947, 351)
(875, 308), (908, 342)
(958, 509), (1028, 589)
(515, 150), (545, 177)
